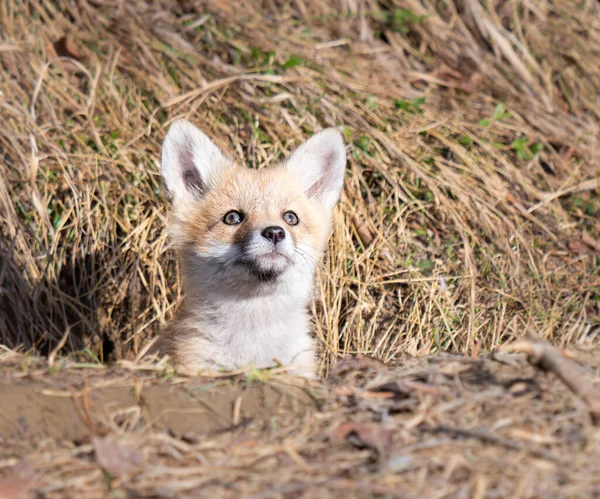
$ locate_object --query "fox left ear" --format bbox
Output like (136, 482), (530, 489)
(284, 128), (347, 210)
(161, 119), (231, 204)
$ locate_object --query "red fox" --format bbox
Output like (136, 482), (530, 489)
(157, 120), (346, 377)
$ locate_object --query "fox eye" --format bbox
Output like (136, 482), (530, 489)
(283, 210), (299, 226)
(223, 210), (244, 225)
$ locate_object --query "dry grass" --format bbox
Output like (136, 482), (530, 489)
(0, 0), (599, 376)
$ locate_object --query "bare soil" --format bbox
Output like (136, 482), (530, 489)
(0, 370), (312, 443)
(1, 349), (599, 498)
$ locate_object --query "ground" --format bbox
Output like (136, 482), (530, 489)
(1, 346), (599, 497)
(0, 0), (599, 497)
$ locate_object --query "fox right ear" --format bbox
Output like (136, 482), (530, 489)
(161, 120), (230, 203)
(284, 128), (346, 210)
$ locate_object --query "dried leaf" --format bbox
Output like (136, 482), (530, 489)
(581, 232), (600, 252)
(330, 422), (393, 459)
(460, 72), (482, 94)
(351, 214), (374, 247)
(93, 437), (143, 478)
(359, 390), (397, 400)
(436, 64), (463, 80)
(329, 354), (387, 378)
(0, 460), (35, 499)
(435, 64), (482, 94)
(568, 239), (596, 254)
(53, 36), (80, 60)
(333, 387), (354, 396)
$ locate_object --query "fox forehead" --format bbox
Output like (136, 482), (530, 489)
(205, 166), (302, 214)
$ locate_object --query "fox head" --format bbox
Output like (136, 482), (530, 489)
(161, 120), (346, 298)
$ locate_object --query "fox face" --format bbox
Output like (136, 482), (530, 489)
(161, 120), (346, 298)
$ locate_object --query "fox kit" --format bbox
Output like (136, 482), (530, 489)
(158, 120), (346, 377)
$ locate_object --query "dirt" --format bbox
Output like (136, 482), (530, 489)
(1, 350), (599, 497)
(0, 368), (314, 444)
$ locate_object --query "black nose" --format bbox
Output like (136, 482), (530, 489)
(261, 226), (285, 244)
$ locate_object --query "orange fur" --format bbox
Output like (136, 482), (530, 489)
(174, 166), (331, 256)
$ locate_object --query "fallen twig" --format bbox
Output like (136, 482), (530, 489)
(70, 377), (109, 436)
(506, 331), (600, 424)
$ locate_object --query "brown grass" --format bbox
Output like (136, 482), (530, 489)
(0, 0), (599, 376)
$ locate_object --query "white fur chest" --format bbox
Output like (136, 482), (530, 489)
(178, 293), (315, 374)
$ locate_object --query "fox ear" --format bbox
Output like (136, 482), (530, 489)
(284, 128), (346, 209)
(161, 120), (230, 203)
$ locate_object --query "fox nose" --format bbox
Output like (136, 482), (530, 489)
(261, 226), (285, 244)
